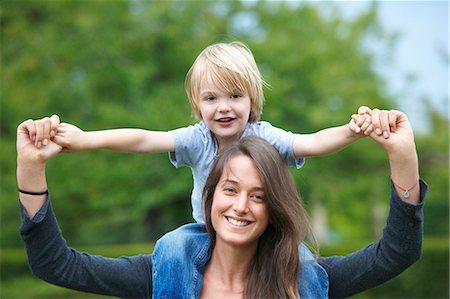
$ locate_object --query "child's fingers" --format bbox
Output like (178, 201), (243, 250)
(354, 114), (367, 127)
(359, 115), (372, 134)
(348, 118), (361, 134)
(52, 135), (66, 147)
(358, 106), (373, 115)
(56, 123), (66, 134)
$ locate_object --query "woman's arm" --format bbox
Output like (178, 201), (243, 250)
(17, 119), (59, 218)
(20, 195), (152, 298)
(318, 180), (427, 298)
(318, 109), (424, 298)
(17, 119), (152, 297)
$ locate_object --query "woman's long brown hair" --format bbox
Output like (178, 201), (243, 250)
(203, 136), (316, 299)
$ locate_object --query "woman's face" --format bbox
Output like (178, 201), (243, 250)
(211, 155), (269, 249)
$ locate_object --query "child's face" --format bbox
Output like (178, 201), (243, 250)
(198, 78), (251, 148)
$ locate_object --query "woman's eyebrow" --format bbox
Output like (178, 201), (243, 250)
(219, 179), (238, 185)
(220, 179), (264, 191)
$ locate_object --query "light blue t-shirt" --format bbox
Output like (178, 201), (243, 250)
(169, 121), (304, 223)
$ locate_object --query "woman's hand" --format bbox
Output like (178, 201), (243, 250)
(358, 107), (420, 204)
(17, 117), (63, 219)
(17, 117), (62, 164)
(369, 109), (415, 156)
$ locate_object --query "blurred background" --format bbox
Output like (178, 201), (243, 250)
(1, 1), (448, 298)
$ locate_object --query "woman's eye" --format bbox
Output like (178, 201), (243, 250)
(224, 187), (235, 193)
(251, 194), (264, 202)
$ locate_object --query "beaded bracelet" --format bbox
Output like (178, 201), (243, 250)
(18, 188), (48, 196)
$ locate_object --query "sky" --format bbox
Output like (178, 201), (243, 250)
(322, 0), (449, 132)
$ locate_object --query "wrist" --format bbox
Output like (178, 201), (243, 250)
(17, 151), (47, 167)
(386, 144), (417, 164)
(17, 158), (47, 192)
(83, 131), (96, 150)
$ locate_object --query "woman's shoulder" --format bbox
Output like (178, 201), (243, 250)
(153, 223), (210, 256)
(298, 244), (329, 299)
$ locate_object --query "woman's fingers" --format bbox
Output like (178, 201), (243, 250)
(33, 115), (61, 148)
(50, 114), (60, 137)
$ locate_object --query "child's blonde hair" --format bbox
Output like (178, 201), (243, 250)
(185, 41), (267, 123)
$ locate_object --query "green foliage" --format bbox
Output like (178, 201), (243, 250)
(1, 0), (448, 296)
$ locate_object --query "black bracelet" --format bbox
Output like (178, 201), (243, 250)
(18, 188), (48, 196)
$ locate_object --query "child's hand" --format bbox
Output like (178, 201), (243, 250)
(349, 106), (374, 136)
(349, 113), (373, 136)
(31, 115), (60, 148)
(53, 123), (87, 152)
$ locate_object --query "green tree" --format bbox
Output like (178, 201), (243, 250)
(1, 0), (447, 246)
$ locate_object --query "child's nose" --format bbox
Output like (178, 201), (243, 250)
(217, 99), (231, 113)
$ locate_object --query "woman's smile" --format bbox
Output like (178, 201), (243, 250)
(211, 155), (269, 248)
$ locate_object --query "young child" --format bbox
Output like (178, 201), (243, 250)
(33, 41), (377, 224)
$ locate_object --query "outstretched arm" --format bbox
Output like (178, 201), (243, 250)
(17, 119), (152, 297)
(318, 109), (425, 298)
(31, 115), (176, 153)
(293, 111), (374, 157)
(55, 123), (176, 153)
(369, 109), (420, 204)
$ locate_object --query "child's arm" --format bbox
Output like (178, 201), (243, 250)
(31, 116), (175, 154)
(54, 123), (176, 154)
(293, 112), (373, 157)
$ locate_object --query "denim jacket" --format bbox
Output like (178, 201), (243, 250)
(152, 224), (329, 299)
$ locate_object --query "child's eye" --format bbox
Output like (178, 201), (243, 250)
(204, 96), (216, 101)
(230, 94), (242, 99)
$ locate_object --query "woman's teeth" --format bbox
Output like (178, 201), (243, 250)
(227, 217), (250, 227)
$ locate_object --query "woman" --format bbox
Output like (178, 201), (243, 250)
(17, 109), (427, 298)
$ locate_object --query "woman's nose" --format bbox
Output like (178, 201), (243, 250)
(232, 194), (249, 214)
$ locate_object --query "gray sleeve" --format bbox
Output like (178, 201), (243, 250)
(168, 124), (206, 168)
(318, 179), (428, 298)
(19, 195), (152, 298)
(255, 121), (305, 168)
